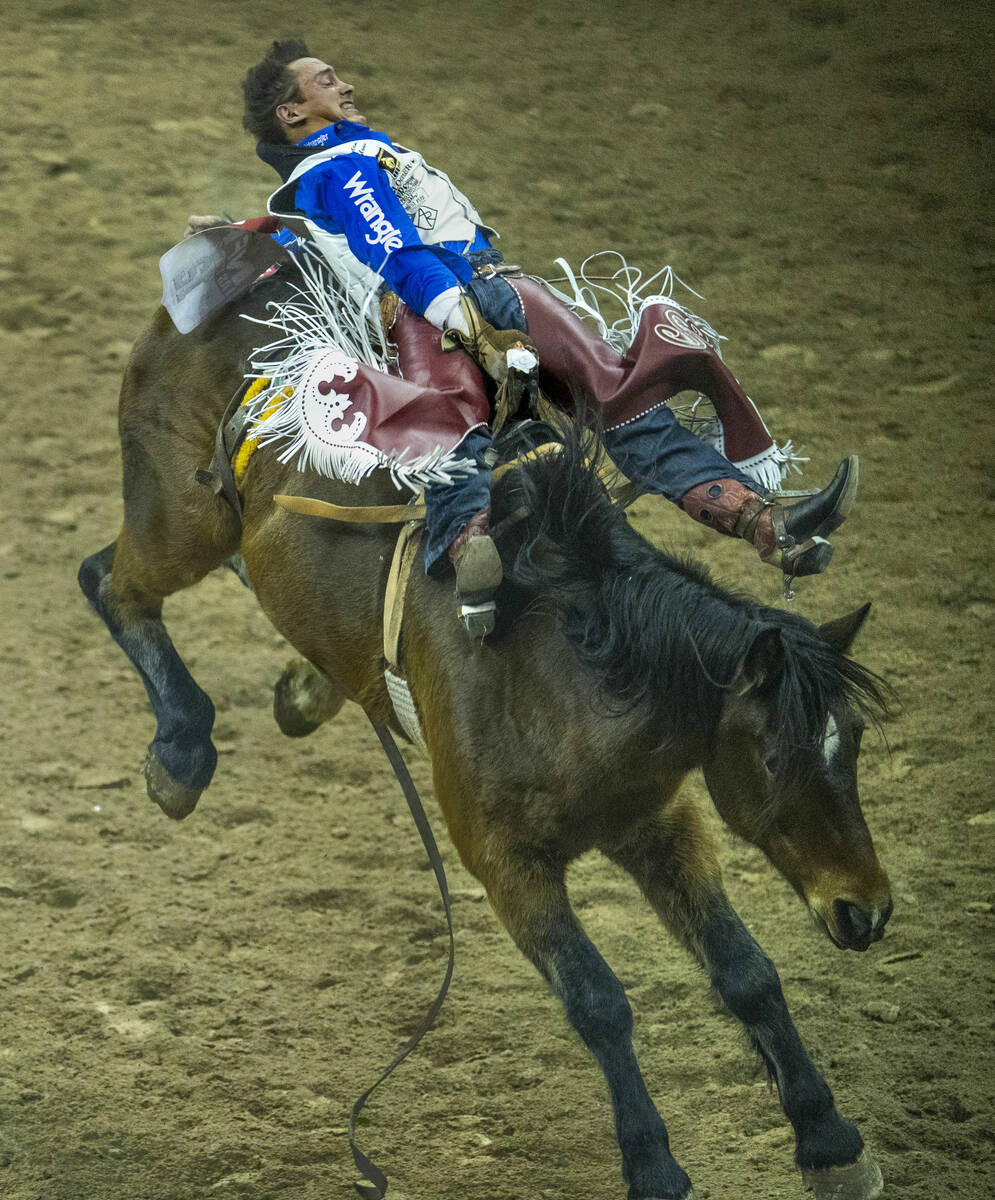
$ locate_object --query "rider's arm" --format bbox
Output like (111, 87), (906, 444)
(293, 155), (467, 325)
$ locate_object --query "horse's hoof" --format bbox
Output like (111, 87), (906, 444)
(273, 659), (345, 737)
(144, 748), (202, 820)
(802, 1149), (883, 1199)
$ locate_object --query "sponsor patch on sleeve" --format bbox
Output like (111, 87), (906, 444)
(376, 148), (400, 175)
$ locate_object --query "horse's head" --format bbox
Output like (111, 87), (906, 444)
(703, 604), (892, 952)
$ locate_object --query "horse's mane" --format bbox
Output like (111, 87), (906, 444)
(491, 421), (889, 759)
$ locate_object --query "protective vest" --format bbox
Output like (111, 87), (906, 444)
(267, 139), (497, 307)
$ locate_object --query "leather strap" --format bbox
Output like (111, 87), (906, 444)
(273, 442), (631, 527)
(195, 378), (255, 518)
(383, 521), (422, 670)
(349, 720), (456, 1200)
(273, 494), (428, 523)
(732, 495), (772, 543)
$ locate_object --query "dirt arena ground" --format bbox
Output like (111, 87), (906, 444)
(2, 2), (993, 1198)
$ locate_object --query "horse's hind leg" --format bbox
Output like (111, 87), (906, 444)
(273, 659), (347, 737)
(78, 532), (221, 820)
(477, 852), (695, 1200)
(605, 803), (883, 1200)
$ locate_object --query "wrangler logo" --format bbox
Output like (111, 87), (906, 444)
(342, 170), (405, 252)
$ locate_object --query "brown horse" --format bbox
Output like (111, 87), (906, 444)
(79, 274), (893, 1200)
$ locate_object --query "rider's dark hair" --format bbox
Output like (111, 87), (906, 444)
(242, 39), (312, 144)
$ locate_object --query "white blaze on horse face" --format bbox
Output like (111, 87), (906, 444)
(822, 713), (840, 766)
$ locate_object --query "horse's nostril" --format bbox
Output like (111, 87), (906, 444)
(832, 898), (874, 945)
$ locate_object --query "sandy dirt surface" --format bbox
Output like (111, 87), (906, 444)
(2, 2), (993, 1198)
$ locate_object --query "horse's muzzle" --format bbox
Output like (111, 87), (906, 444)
(828, 896), (894, 951)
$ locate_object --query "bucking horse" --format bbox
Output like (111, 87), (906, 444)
(79, 265), (893, 1200)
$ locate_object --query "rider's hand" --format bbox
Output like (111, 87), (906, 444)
(441, 293), (538, 383)
(182, 214), (228, 239)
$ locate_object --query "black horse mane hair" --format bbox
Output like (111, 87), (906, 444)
(491, 420), (890, 761)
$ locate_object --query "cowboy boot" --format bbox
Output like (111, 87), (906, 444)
(448, 508), (503, 638)
(681, 456), (859, 578)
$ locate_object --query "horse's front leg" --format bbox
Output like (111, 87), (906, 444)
(478, 852), (696, 1200)
(606, 804), (883, 1200)
(700, 902), (883, 1199)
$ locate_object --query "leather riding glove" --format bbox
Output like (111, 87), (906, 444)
(439, 293), (538, 383)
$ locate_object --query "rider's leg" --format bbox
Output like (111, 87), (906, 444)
(515, 277), (778, 476)
(421, 426), (497, 577)
(679, 458), (858, 577)
(605, 407), (858, 577)
(389, 304), (503, 612)
(513, 279), (857, 576)
(602, 401), (766, 500)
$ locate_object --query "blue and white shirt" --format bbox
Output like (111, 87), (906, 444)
(265, 122), (496, 324)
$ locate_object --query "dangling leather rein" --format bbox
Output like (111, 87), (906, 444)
(350, 720), (455, 1200)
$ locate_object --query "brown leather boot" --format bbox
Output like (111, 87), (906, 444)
(448, 508), (503, 637)
(681, 457), (859, 579)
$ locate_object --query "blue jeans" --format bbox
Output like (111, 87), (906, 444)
(422, 409), (767, 570)
(603, 404), (769, 501)
(424, 428), (494, 570)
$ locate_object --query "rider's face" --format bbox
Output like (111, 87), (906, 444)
(278, 58), (367, 139)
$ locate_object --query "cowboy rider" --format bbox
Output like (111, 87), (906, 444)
(194, 39), (859, 630)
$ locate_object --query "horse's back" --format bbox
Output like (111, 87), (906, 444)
(110, 287), (415, 716)
(114, 281), (313, 588)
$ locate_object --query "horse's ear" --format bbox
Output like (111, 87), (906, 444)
(819, 603), (872, 655)
(737, 625), (786, 694)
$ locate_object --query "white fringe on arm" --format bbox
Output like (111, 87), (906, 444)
(239, 243), (476, 493)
